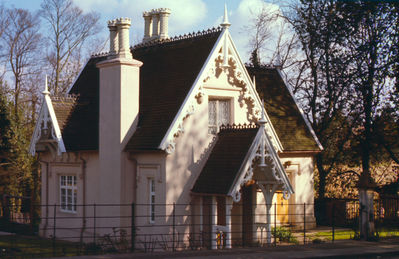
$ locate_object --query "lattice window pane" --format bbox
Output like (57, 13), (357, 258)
(218, 100), (230, 127)
(74, 189), (77, 211)
(208, 100), (217, 134)
(61, 189), (66, 209)
(208, 99), (231, 133)
(60, 175), (77, 213)
(67, 189), (72, 211)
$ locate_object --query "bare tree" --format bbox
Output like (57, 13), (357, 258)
(244, 4), (304, 89)
(244, 6), (276, 67)
(40, 0), (100, 95)
(246, 1), (355, 201)
(0, 8), (42, 121)
(342, 1), (399, 239)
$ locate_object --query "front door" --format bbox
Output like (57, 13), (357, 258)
(242, 185), (253, 246)
(277, 192), (289, 224)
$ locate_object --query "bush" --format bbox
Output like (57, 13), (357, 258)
(272, 226), (298, 244)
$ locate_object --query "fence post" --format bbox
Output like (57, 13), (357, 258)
(93, 204), (96, 245)
(274, 202), (277, 247)
(53, 204), (56, 257)
(173, 203), (176, 252)
(131, 203), (135, 252)
(332, 203), (335, 243)
(303, 203), (306, 245)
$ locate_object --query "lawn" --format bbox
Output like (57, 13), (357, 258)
(309, 228), (399, 242)
(0, 235), (87, 258)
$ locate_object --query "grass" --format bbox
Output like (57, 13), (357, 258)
(0, 235), (87, 258)
(310, 229), (356, 241)
(308, 228), (399, 242)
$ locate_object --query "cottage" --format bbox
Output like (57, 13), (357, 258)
(30, 7), (322, 249)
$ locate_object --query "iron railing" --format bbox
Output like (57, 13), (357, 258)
(0, 199), (397, 258)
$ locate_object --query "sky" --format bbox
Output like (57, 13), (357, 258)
(2, 0), (284, 62)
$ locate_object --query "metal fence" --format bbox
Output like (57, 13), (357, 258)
(0, 198), (398, 258)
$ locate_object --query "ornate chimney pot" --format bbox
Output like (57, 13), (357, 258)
(107, 19), (118, 57)
(143, 12), (153, 42)
(151, 9), (160, 40)
(115, 17), (132, 59)
(158, 8), (171, 40)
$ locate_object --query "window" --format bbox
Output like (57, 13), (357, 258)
(60, 175), (77, 213)
(149, 178), (155, 223)
(208, 99), (231, 134)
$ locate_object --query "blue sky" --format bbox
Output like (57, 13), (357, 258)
(2, 0), (282, 62)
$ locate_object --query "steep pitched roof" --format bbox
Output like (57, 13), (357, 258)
(125, 29), (222, 150)
(246, 66), (321, 152)
(192, 125), (259, 195)
(60, 55), (106, 151)
(51, 30), (221, 152)
(51, 96), (77, 132)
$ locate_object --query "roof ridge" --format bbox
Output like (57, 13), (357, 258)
(90, 52), (109, 58)
(219, 123), (259, 132)
(245, 63), (276, 69)
(132, 26), (222, 50)
(51, 94), (79, 103)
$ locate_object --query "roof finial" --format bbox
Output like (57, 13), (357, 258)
(221, 3), (231, 28)
(259, 99), (267, 127)
(43, 75), (50, 96)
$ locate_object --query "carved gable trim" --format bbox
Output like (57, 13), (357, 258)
(228, 128), (293, 202)
(159, 29), (283, 154)
(30, 94), (66, 156)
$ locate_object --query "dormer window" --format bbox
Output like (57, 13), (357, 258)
(208, 99), (231, 134)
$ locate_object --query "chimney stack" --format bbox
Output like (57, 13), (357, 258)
(142, 8), (171, 43)
(97, 18), (142, 210)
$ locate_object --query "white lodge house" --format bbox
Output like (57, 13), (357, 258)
(30, 7), (322, 249)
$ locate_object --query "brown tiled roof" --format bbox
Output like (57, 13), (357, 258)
(191, 125), (259, 195)
(246, 66), (320, 152)
(51, 95), (77, 132)
(60, 55), (106, 151)
(125, 29), (222, 150)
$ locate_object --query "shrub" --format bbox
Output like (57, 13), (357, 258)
(272, 226), (298, 244)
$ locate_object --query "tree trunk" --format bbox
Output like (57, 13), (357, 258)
(358, 188), (374, 240)
(316, 154), (327, 199)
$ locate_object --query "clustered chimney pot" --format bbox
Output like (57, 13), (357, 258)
(107, 17), (132, 59)
(143, 8), (171, 43)
(143, 12), (153, 42)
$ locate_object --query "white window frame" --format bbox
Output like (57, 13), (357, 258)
(149, 178), (156, 223)
(60, 175), (77, 213)
(208, 98), (231, 134)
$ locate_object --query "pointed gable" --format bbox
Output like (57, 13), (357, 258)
(192, 125), (259, 195)
(30, 91), (66, 156)
(192, 123), (293, 200)
(125, 29), (222, 151)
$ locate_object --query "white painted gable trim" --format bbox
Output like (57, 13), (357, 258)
(227, 127), (294, 203)
(276, 69), (323, 150)
(224, 31), (283, 151)
(158, 29), (225, 153)
(159, 28), (283, 153)
(29, 94), (66, 156)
